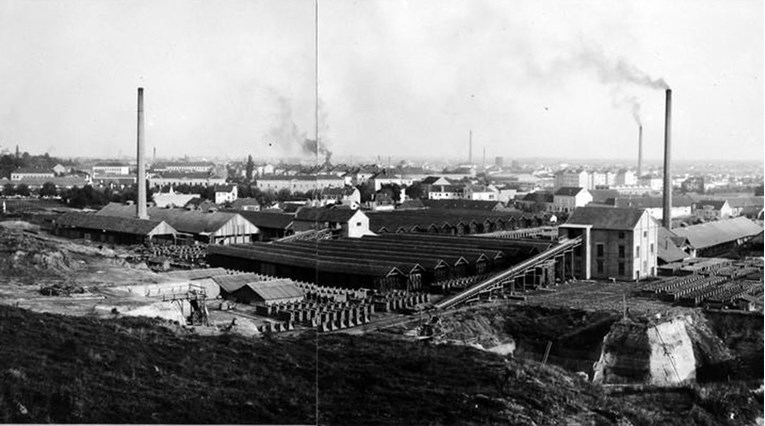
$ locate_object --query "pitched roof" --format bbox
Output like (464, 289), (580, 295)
(93, 162), (129, 167)
(234, 210), (294, 230)
(229, 198), (261, 209)
(657, 227), (688, 263)
(615, 195), (694, 209)
(152, 171), (214, 179)
(12, 168), (53, 174)
(294, 207), (362, 223)
(95, 203), (252, 235)
(321, 186), (357, 197)
(55, 212), (176, 236)
(554, 187), (586, 196)
(565, 206), (647, 230)
(211, 273), (274, 293)
(696, 199), (728, 210)
(242, 279), (304, 301)
(421, 199), (503, 211)
(726, 196), (764, 208)
(519, 191), (553, 203)
(214, 184), (236, 192)
(589, 189), (620, 204)
(671, 217), (763, 249)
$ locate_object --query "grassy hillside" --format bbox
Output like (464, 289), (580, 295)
(0, 305), (760, 425)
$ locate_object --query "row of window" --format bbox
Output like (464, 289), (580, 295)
(595, 243), (655, 258)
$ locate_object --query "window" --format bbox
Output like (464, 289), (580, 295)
(643, 230), (647, 238)
(650, 243), (654, 254)
(618, 232), (625, 239)
(596, 244), (604, 257)
(635, 245), (640, 257)
(618, 245), (625, 258)
(356, 222), (362, 226)
(618, 262), (625, 276)
(597, 260), (604, 274)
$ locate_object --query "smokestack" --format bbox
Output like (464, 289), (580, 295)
(662, 89), (672, 229)
(637, 125), (643, 178)
(136, 88), (148, 219)
(482, 146), (486, 169)
(468, 130), (473, 164)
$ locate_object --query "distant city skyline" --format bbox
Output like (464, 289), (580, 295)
(0, 0), (762, 162)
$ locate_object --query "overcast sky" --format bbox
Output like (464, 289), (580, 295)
(0, 0), (762, 163)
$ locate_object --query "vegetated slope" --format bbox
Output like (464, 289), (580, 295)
(0, 305), (761, 425)
(0, 227), (75, 281)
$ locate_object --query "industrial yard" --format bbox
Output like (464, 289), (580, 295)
(0, 0), (763, 424)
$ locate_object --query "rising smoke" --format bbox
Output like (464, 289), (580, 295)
(266, 96), (332, 164)
(559, 43), (669, 124)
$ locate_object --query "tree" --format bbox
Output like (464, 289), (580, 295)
(276, 188), (292, 201)
(405, 182), (426, 200)
(379, 183), (402, 203)
(15, 183), (30, 197)
(39, 182), (58, 198)
(356, 182), (375, 203)
(245, 155), (254, 182)
(2, 183), (15, 196)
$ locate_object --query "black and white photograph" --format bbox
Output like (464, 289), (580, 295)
(0, 0), (762, 424)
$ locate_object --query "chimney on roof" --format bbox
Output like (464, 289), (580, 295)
(662, 89), (672, 229)
(136, 87), (148, 219)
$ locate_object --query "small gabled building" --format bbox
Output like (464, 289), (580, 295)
(553, 187), (592, 213)
(694, 199), (732, 221)
(560, 206), (658, 281)
(320, 186), (361, 208)
(292, 207), (372, 238)
(227, 279), (305, 306)
(214, 184), (238, 205)
(229, 198), (261, 211)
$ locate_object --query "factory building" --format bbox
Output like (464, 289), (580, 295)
(560, 206), (658, 281)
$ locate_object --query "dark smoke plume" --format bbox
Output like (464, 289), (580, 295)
(572, 44), (669, 90)
(266, 96), (332, 163)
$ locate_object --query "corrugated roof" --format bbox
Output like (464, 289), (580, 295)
(672, 217), (763, 249)
(55, 212), (176, 236)
(244, 279), (304, 301)
(565, 206), (648, 230)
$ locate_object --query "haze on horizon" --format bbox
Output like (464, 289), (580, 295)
(0, 0), (762, 163)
